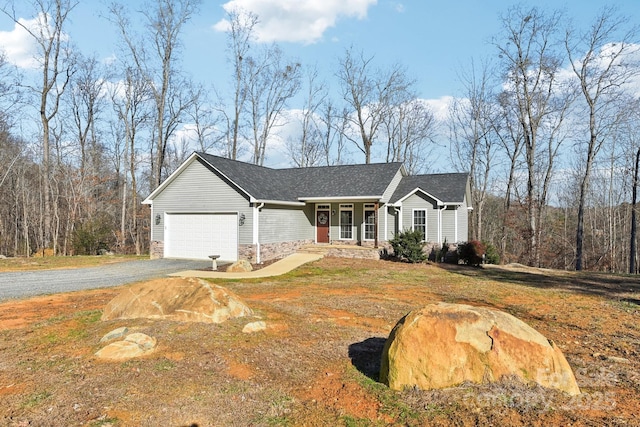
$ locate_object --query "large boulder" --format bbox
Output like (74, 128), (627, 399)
(380, 302), (580, 396)
(101, 277), (253, 324)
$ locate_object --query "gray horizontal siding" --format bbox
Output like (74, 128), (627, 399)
(381, 169), (404, 203)
(152, 158), (253, 244)
(259, 204), (314, 244)
(458, 200), (469, 242)
(385, 205), (398, 240)
(442, 207), (456, 243)
(401, 193), (439, 242)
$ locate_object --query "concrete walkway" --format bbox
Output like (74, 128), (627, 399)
(169, 252), (324, 279)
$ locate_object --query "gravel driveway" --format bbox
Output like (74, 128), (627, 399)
(0, 259), (211, 301)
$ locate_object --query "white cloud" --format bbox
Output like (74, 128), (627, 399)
(0, 16), (40, 68)
(423, 96), (455, 122)
(214, 0), (377, 44)
(0, 13), (71, 69)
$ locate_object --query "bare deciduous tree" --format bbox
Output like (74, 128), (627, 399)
(565, 6), (640, 270)
(495, 5), (574, 266)
(244, 45), (301, 165)
(187, 84), (219, 153)
(449, 59), (498, 241)
(287, 66), (326, 167)
(383, 98), (435, 175)
(337, 47), (410, 164)
(222, 8), (258, 160)
(109, 0), (200, 188)
(1, 0), (78, 253)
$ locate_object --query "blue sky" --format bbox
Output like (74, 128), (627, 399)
(0, 0), (638, 167)
(50, 0), (639, 100)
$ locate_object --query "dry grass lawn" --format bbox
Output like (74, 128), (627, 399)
(0, 257), (638, 426)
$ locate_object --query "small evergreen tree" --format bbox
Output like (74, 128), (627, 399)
(390, 229), (427, 263)
(483, 241), (500, 264)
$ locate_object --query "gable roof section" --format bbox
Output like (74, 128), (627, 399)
(144, 151), (466, 207)
(197, 152), (403, 203)
(285, 162), (403, 200)
(390, 173), (469, 205)
(197, 152), (287, 201)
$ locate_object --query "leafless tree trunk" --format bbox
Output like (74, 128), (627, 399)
(222, 9), (258, 160)
(244, 45), (301, 165)
(316, 101), (348, 166)
(287, 66), (327, 167)
(109, 0), (199, 188)
(337, 47), (410, 164)
(449, 60), (497, 240)
(632, 146), (640, 274)
(111, 66), (151, 255)
(187, 84), (219, 153)
(384, 98), (435, 175)
(495, 5), (571, 266)
(1, 0), (77, 253)
(565, 6), (640, 270)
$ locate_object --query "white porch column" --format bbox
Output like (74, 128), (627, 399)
(253, 203), (263, 263)
(454, 206), (459, 242)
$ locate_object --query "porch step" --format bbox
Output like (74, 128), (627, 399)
(298, 245), (331, 255)
(298, 244), (382, 260)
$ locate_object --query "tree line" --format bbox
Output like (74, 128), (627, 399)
(451, 5), (640, 273)
(0, 1), (638, 274)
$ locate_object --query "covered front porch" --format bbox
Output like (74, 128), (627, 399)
(309, 200), (395, 247)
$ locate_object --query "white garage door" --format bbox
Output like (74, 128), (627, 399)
(164, 213), (238, 261)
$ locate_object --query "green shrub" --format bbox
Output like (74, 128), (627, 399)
(72, 213), (114, 255)
(390, 229), (427, 263)
(483, 241), (500, 264)
(458, 240), (486, 266)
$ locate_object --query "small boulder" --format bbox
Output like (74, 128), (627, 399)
(380, 302), (580, 396)
(101, 277), (253, 324)
(99, 326), (129, 343)
(95, 333), (157, 361)
(227, 259), (253, 273)
(242, 321), (267, 333)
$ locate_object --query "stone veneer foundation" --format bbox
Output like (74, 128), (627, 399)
(240, 240), (314, 263)
(151, 239), (454, 263)
(150, 241), (164, 259)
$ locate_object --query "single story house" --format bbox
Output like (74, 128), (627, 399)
(142, 152), (472, 262)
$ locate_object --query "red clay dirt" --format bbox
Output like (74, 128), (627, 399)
(0, 257), (638, 426)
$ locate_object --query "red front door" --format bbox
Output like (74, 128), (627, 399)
(316, 210), (330, 243)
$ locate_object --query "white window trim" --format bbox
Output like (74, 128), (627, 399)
(412, 208), (427, 242)
(363, 203), (376, 241)
(339, 204), (354, 240)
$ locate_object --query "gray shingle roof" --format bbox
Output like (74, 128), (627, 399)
(197, 152), (404, 202)
(389, 173), (469, 204)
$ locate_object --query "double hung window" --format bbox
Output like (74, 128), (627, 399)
(413, 209), (426, 241)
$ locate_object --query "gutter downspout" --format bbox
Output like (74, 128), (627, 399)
(254, 203), (264, 264)
(394, 206), (401, 235)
